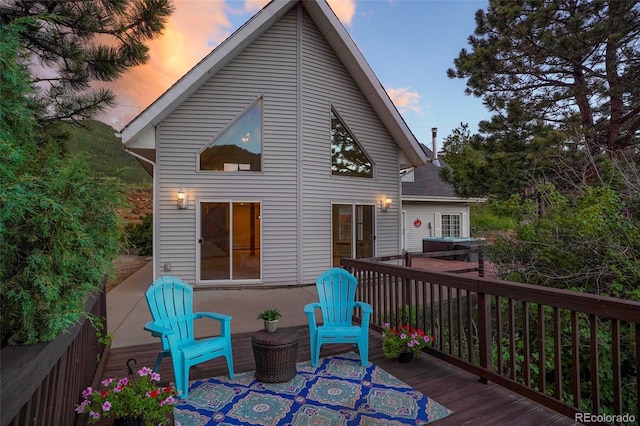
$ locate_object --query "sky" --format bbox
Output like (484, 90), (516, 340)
(100, 0), (491, 147)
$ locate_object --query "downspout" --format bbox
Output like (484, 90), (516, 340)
(116, 133), (158, 281)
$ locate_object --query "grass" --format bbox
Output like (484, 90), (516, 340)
(470, 203), (516, 238)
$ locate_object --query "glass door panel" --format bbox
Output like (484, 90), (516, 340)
(332, 204), (353, 267)
(355, 205), (374, 259)
(200, 202), (230, 280)
(231, 202), (261, 280)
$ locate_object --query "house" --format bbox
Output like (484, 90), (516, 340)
(401, 130), (485, 253)
(120, 0), (427, 287)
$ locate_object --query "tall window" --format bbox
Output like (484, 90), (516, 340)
(200, 98), (262, 171)
(442, 214), (461, 238)
(330, 109), (372, 178)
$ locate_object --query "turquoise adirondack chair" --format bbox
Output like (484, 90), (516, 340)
(144, 276), (234, 398)
(304, 268), (373, 367)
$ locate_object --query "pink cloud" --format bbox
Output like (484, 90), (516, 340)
(327, 0), (356, 25)
(243, 0), (270, 12)
(386, 87), (423, 115)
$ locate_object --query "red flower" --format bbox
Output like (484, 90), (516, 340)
(101, 390), (109, 398)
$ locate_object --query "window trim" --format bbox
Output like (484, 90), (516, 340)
(197, 96), (264, 172)
(440, 213), (462, 238)
(330, 106), (374, 178)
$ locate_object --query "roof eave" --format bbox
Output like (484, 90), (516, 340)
(402, 195), (487, 203)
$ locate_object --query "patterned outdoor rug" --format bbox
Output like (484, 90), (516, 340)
(173, 352), (452, 425)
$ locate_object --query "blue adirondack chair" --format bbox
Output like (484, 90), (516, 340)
(144, 276), (234, 398)
(304, 268), (373, 367)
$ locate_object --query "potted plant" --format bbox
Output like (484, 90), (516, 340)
(381, 322), (432, 363)
(257, 308), (282, 332)
(76, 366), (176, 425)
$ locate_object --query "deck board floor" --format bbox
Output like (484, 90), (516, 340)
(97, 325), (579, 426)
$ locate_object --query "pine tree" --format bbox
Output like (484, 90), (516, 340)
(0, 0), (173, 124)
(448, 0), (640, 155)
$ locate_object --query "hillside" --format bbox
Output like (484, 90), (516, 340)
(62, 120), (152, 186)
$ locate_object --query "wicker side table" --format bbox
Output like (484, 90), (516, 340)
(251, 328), (299, 383)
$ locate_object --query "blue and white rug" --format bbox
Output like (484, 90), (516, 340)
(174, 352), (452, 425)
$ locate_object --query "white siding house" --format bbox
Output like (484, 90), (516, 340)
(120, 0), (426, 287)
(401, 143), (485, 253)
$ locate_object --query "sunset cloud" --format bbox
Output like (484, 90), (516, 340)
(101, 0), (357, 129)
(327, 0), (356, 25)
(386, 87), (423, 115)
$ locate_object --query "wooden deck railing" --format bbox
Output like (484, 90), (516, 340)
(1, 289), (108, 426)
(342, 256), (640, 422)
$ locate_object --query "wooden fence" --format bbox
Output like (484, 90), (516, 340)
(1, 289), (108, 426)
(343, 255), (640, 422)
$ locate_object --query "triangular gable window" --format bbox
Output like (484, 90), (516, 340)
(200, 98), (262, 171)
(331, 108), (372, 178)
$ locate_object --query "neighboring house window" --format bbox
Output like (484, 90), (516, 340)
(442, 214), (461, 238)
(331, 108), (372, 178)
(200, 98), (262, 171)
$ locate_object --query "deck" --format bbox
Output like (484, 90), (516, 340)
(100, 325), (578, 426)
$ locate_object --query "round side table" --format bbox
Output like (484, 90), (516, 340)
(251, 328), (299, 383)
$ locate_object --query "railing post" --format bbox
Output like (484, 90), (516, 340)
(478, 247), (484, 278)
(477, 291), (492, 384)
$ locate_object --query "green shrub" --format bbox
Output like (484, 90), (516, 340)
(125, 214), (153, 256)
(0, 21), (123, 346)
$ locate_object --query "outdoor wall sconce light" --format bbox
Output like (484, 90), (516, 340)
(380, 196), (392, 212)
(177, 188), (188, 209)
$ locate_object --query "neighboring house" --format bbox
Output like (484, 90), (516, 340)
(120, 0), (427, 287)
(401, 138), (485, 253)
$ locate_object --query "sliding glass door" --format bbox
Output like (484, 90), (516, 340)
(332, 204), (374, 267)
(199, 201), (261, 283)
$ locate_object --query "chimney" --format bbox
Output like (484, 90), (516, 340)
(431, 127), (441, 167)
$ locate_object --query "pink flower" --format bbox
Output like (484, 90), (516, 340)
(102, 401), (111, 411)
(151, 372), (161, 381)
(90, 411), (100, 420)
(101, 378), (113, 387)
(74, 400), (88, 414)
(383, 322), (390, 328)
(82, 387), (93, 398)
(408, 340), (415, 347)
(138, 367), (153, 377)
(165, 396), (175, 405)
(423, 335), (431, 343)
(114, 378), (128, 392)
(400, 333), (407, 340)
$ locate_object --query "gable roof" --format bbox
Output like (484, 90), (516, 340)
(402, 144), (485, 203)
(120, 0), (426, 169)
